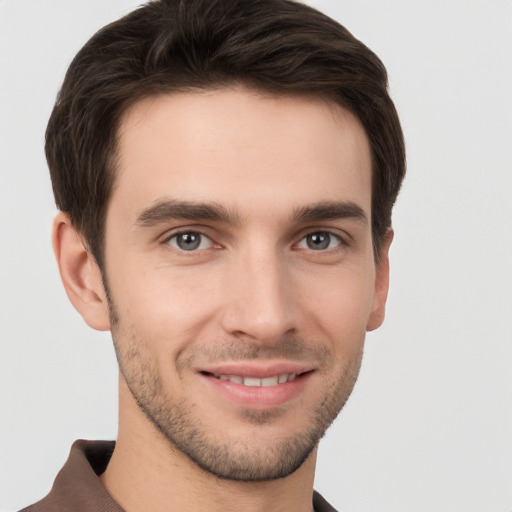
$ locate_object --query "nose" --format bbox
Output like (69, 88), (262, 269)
(219, 246), (297, 344)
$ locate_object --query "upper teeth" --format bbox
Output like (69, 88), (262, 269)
(213, 373), (297, 386)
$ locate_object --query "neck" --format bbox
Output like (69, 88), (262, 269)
(100, 376), (317, 512)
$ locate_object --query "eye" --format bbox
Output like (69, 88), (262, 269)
(167, 232), (213, 251)
(297, 231), (342, 251)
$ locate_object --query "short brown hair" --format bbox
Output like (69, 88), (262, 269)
(46, 0), (405, 266)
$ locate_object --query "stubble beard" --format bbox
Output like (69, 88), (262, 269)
(108, 302), (364, 482)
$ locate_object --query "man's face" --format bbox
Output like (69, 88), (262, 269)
(101, 87), (389, 481)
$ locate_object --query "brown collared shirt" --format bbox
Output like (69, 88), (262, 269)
(19, 440), (339, 512)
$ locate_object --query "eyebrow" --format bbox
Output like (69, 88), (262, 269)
(134, 199), (368, 229)
(135, 200), (240, 228)
(292, 201), (368, 225)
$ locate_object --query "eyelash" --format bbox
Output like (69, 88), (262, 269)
(296, 230), (345, 251)
(165, 230), (215, 252)
(163, 228), (348, 254)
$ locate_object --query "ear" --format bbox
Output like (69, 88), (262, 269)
(367, 229), (394, 332)
(52, 212), (111, 331)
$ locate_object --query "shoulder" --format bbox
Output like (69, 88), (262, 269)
(313, 490), (341, 512)
(17, 497), (60, 512)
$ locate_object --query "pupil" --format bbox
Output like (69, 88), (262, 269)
(307, 232), (330, 250)
(178, 233), (200, 250)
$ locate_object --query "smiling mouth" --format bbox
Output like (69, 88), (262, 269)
(201, 371), (309, 387)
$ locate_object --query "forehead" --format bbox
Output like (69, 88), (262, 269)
(112, 87), (372, 222)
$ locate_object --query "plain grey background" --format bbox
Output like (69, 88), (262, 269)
(1, 1), (511, 511)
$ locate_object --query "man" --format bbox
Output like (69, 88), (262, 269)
(21, 0), (405, 510)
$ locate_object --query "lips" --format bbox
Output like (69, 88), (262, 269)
(198, 363), (314, 409)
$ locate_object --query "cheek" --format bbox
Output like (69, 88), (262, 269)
(300, 266), (376, 348)
(109, 261), (223, 342)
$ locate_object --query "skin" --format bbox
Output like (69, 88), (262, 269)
(53, 86), (392, 512)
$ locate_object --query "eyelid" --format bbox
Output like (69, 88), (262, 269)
(170, 232), (213, 250)
(296, 230), (343, 250)
(160, 224), (211, 242)
(295, 228), (350, 248)
(159, 225), (351, 252)
(162, 227), (220, 251)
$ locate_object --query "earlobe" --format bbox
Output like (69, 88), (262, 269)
(52, 212), (111, 331)
(367, 229), (393, 332)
